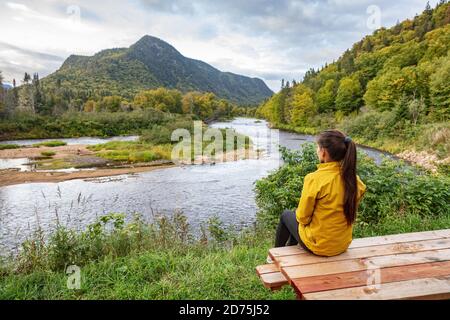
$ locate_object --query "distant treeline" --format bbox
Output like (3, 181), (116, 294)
(0, 72), (256, 121)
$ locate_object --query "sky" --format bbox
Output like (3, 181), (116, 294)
(0, 0), (439, 92)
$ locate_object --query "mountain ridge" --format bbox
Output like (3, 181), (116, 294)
(43, 35), (273, 105)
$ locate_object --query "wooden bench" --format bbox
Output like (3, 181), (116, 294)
(256, 229), (450, 299)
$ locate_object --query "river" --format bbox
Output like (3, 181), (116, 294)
(0, 118), (396, 255)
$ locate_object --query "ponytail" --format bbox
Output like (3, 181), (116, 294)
(342, 138), (357, 225)
(317, 130), (358, 225)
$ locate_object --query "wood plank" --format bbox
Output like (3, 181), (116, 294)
(276, 238), (450, 268)
(256, 264), (279, 275)
(293, 260), (450, 294)
(282, 248), (450, 280)
(302, 275), (450, 300)
(259, 272), (288, 290)
(269, 229), (450, 259)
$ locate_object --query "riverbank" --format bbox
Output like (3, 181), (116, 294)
(0, 143), (175, 187)
(270, 122), (450, 172)
(0, 163), (175, 188)
(0, 144), (93, 159)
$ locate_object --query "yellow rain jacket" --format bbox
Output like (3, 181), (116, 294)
(296, 161), (366, 256)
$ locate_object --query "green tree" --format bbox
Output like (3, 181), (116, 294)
(316, 79), (336, 113)
(289, 87), (316, 126)
(335, 76), (362, 114)
(18, 84), (34, 113)
(429, 55), (450, 120)
(134, 88), (182, 113)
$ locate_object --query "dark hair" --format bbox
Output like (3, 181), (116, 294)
(317, 129), (357, 225)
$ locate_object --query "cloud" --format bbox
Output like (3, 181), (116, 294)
(0, 0), (440, 91)
(0, 41), (64, 83)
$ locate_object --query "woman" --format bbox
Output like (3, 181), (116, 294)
(272, 129), (367, 259)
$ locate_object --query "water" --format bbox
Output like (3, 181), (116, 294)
(0, 158), (34, 171)
(1, 135), (139, 146)
(0, 118), (396, 255)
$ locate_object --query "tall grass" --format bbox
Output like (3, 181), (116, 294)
(0, 212), (294, 300)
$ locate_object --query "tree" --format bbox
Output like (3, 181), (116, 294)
(289, 88), (316, 127)
(408, 97), (426, 125)
(18, 84), (34, 113)
(98, 95), (122, 112)
(429, 55), (450, 120)
(316, 79), (336, 113)
(134, 88), (182, 113)
(32, 73), (46, 114)
(336, 76), (362, 114)
(23, 72), (31, 85)
(83, 100), (96, 112)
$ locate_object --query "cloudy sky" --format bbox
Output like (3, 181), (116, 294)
(0, 0), (437, 92)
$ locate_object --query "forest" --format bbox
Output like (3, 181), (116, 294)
(256, 1), (449, 160)
(0, 74), (256, 140)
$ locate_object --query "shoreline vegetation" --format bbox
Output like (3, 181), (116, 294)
(0, 120), (254, 187)
(267, 121), (450, 172)
(0, 145), (448, 299)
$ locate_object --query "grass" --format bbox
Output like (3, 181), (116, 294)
(0, 206), (449, 299)
(40, 151), (56, 157)
(0, 213), (294, 299)
(88, 141), (173, 163)
(88, 129), (252, 164)
(33, 140), (67, 148)
(0, 144), (20, 150)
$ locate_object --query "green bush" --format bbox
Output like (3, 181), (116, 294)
(33, 141), (67, 147)
(255, 143), (450, 229)
(0, 144), (20, 150)
(40, 151), (56, 157)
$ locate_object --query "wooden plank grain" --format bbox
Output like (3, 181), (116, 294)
(281, 248), (450, 280)
(293, 260), (450, 294)
(256, 264), (279, 276)
(259, 272), (288, 290)
(276, 238), (450, 268)
(302, 276), (450, 300)
(269, 229), (450, 259)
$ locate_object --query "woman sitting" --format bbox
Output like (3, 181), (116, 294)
(272, 129), (367, 259)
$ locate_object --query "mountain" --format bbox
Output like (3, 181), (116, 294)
(1, 83), (12, 90)
(43, 35), (273, 105)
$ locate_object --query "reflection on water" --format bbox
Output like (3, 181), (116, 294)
(0, 118), (396, 255)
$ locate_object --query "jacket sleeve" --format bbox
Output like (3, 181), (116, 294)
(356, 175), (367, 204)
(295, 174), (319, 225)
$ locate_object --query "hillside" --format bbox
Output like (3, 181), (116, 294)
(43, 35), (273, 105)
(257, 1), (450, 165)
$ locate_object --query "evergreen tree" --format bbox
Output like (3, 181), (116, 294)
(32, 73), (45, 114)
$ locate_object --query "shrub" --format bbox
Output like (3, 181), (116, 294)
(0, 144), (20, 150)
(40, 151), (56, 157)
(255, 143), (450, 229)
(33, 141), (67, 147)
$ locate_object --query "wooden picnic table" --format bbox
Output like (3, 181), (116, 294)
(257, 229), (450, 300)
